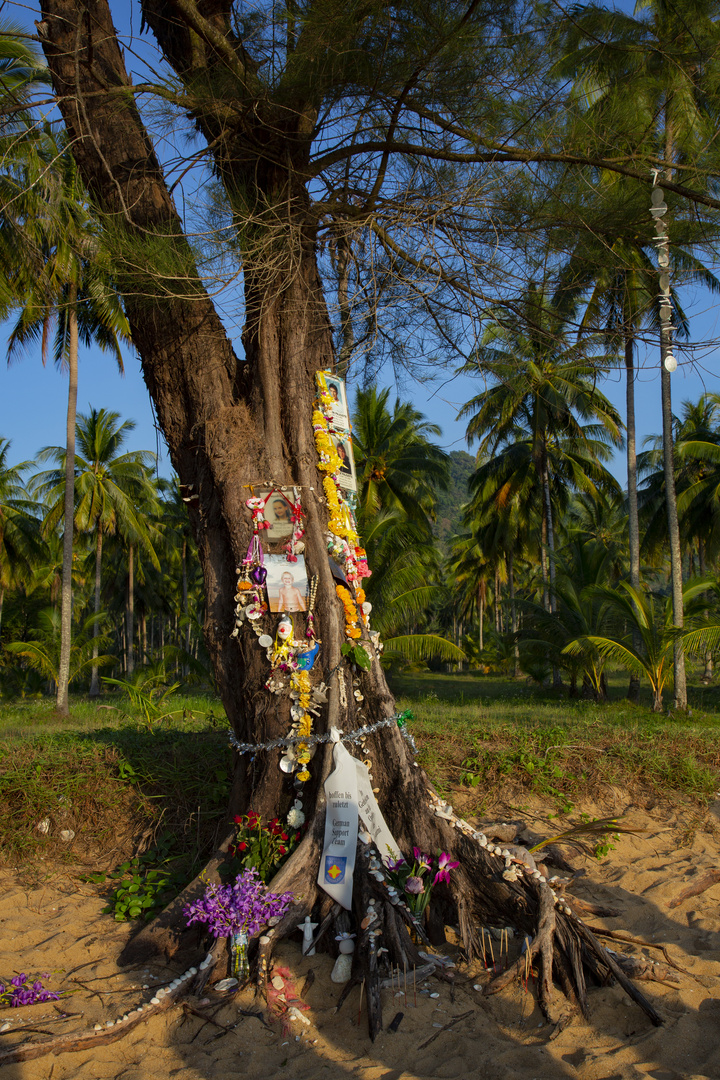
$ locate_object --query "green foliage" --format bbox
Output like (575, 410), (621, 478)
(89, 835), (185, 921)
(102, 668), (182, 729)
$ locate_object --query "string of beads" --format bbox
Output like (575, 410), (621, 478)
(227, 712), (417, 756)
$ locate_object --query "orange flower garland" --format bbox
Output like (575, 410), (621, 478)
(336, 584), (361, 639)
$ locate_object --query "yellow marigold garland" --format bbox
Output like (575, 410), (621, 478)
(290, 670), (313, 781)
(336, 584), (361, 639)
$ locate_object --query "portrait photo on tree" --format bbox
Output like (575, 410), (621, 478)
(265, 554), (308, 612)
(331, 433), (357, 492)
(259, 489), (295, 540)
(324, 374), (350, 429)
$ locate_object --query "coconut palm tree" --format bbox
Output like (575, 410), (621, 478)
(0, 438), (43, 635)
(4, 129), (131, 714)
(460, 285), (623, 616)
(552, 0), (720, 709)
(33, 409), (158, 694)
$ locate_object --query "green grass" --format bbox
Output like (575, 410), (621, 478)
(2, 671), (720, 905)
(0, 690), (232, 873)
(389, 669), (720, 812)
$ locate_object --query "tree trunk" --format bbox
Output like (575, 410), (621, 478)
(0, 587), (4, 637)
(126, 544), (135, 676)
(39, 0), (662, 1035)
(625, 329), (641, 703)
(182, 538), (190, 680)
(699, 540), (713, 683)
(507, 550), (519, 678)
(661, 352), (687, 710)
(89, 527), (103, 696)
(56, 290), (78, 716)
(478, 581), (484, 653)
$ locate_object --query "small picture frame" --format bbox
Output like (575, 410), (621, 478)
(265, 553), (308, 612)
(259, 489), (295, 540)
(331, 431), (357, 493)
(324, 374), (350, 429)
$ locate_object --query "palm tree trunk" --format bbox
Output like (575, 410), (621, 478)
(89, 526), (103, 695)
(542, 456), (562, 688)
(540, 516), (549, 613)
(0, 587), (4, 637)
(625, 329), (641, 703)
(699, 540), (713, 683)
(508, 550), (519, 678)
(182, 537), (189, 679)
(661, 122), (687, 711)
(126, 542), (135, 675)
(478, 582), (484, 653)
(56, 291), (78, 716)
(661, 351), (687, 709)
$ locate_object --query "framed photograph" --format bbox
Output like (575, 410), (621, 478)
(324, 374), (350, 429)
(265, 553), (308, 613)
(331, 431), (357, 493)
(259, 489), (295, 540)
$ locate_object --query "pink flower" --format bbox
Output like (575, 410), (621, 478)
(433, 852), (459, 886)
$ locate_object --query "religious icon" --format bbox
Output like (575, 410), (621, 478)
(265, 554), (308, 612)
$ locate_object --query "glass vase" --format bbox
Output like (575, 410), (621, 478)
(231, 931), (249, 979)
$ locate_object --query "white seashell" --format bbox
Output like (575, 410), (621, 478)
(94, 1023), (102, 1031)
(473, 984), (483, 991)
(106, 1020), (115, 1027)
(430, 992), (440, 999)
(156, 988), (166, 999)
(189, 967), (198, 975)
(279, 755), (295, 773)
(36, 818), (51, 834)
(60, 829), (75, 842)
(215, 978), (239, 992)
(150, 997), (160, 1005)
(501, 849), (510, 858)
(258, 634), (273, 648)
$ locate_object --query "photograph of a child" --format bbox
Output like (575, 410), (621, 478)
(259, 489), (295, 540)
(266, 554), (308, 612)
(332, 433), (357, 493)
(324, 375), (350, 428)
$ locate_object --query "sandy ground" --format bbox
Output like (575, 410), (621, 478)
(3, 792), (720, 1080)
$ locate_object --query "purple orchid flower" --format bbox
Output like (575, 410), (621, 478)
(405, 875), (424, 895)
(433, 851), (460, 886)
(413, 847), (432, 873)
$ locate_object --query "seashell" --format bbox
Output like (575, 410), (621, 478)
(36, 818), (50, 834)
(60, 829), (75, 842)
(258, 634), (273, 648)
(430, 992), (440, 999)
(94, 1024), (102, 1031)
(361, 913), (376, 929)
(156, 988), (166, 999)
(280, 756), (296, 773)
(214, 978), (239, 992)
(501, 849), (510, 858)
(271, 975), (285, 990)
(150, 997), (160, 1005)
(106, 1020), (114, 1028)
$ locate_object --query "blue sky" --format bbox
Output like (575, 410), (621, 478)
(2, 1), (719, 484)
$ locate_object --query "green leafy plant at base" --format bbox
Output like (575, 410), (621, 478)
(222, 811), (302, 884)
(86, 834), (187, 921)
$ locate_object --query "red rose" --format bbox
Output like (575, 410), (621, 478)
(278, 845), (287, 854)
(233, 815), (243, 824)
(238, 841), (248, 851)
(280, 833), (288, 842)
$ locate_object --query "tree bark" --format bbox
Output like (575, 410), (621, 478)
(89, 527), (103, 695)
(56, 290), (78, 716)
(625, 329), (641, 703)
(126, 543), (135, 676)
(507, 550), (519, 678)
(660, 352), (687, 709)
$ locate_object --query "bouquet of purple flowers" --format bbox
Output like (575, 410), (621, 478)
(185, 867), (293, 978)
(0, 974), (60, 1008)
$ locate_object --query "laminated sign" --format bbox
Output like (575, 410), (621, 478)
(318, 730), (402, 908)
